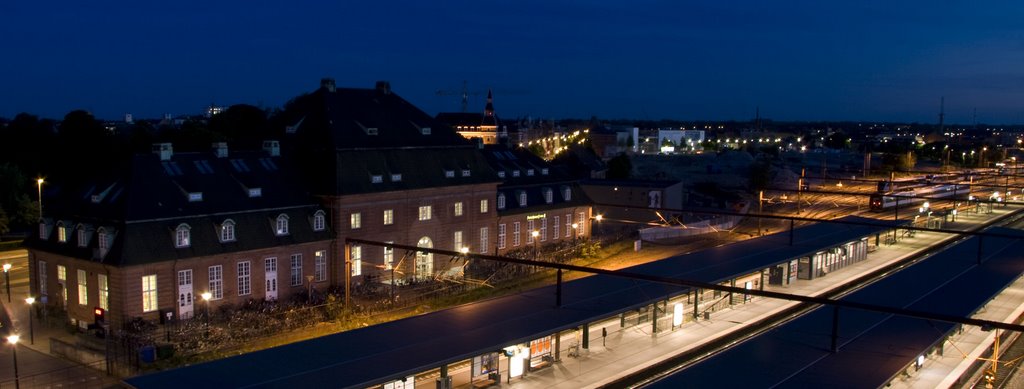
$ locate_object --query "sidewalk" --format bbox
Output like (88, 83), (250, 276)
(0, 249), (77, 357)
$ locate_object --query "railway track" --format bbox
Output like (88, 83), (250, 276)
(605, 206), (1024, 389)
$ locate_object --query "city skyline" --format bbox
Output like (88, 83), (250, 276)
(3, 1), (1024, 123)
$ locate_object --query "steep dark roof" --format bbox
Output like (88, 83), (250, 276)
(331, 148), (500, 196)
(480, 145), (591, 215)
(25, 148), (332, 266)
(435, 112), (486, 127)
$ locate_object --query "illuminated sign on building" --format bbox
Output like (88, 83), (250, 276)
(526, 214), (546, 220)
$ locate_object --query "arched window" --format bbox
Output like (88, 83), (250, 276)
(97, 227), (110, 253)
(57, 221), (67, 243)
(518, 191), (527, 207)
(275, 214), (289, 236)
(220, 220), (236, 242)
(562, 186), (572, 201)
(77, 224), (88, 247)
(415, 237), (433, 281)
(543, 188), (553, 204)
(313, 210), (326, 231)
(497, 193), (506, 210)
(175, 224), (191, 248)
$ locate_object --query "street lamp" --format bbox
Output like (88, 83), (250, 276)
(24, 297), (34, 345)
(531, 230), (540, 259)
(36, 178), (44, 221)
(201, 292), (212, 326)
(3, 263), (11, 303)
(7, 334), (19, 389)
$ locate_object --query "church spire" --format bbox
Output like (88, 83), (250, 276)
(482, 89), (497, 127)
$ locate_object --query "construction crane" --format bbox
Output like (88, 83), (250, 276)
(435, 81), (483, 113)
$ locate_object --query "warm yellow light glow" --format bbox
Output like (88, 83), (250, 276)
(25, 297), (34, 305)
(201, 292), (212, 301)
(6, 335), (18, 345)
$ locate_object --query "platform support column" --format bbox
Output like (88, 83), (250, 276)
(582, 323), (590, 349)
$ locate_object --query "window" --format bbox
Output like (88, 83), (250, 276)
(142, 275), (158, 312)
(313, 211), (326, 231)
(445, 170), (455, 178)
(290, 254), (302, 286)
(480, 227), (489, 253)
(237, 261), (251, 296)
(351, 246), (362, 276)
(98, 228), (110, 255)
(371, 175), (383, 184)
(578, 212), (586, 236)
(498, 171), (506, 178)
(77, 227), (88, 248)
(275, 214), (290, 235)
(98, 274), (109, 311)
(540, 218), (547, 241)
(351, 212), (362, 229)
(544, 188), (553, 204)
(497, 194), (506, 210)
(38, 261), (47, 296)
(566, 213), (572, 238)
(39, 222), (48, 240)
(461, 169), (471, 177)
(384, 242), (394, 270)
(57, 223), (67, 243)
(512, 170), (520, 178)
(498, 224), (506, 249)
(480, 199), (488, 213)
(175, 224), (191, 248)
(554, 216), (560, 240)
(527, 220), (535, 243)
(209, 265), (223, 299)
(563, 187), (572, 201)
(454, 202), (464, 217)
(454, 231), (463, 252)
(77, 269), (88, 305)
(384, 209), (394, 225)
(527, 169), (535, 176)
(418, 206), (432, 221)
(315, 250), (327, 281)
(542, 168), (549, 175)
(220, 220), (236, 242)
(513, 222), (521, 247)
(391, 173), (402, 182)
(518, 191), (527, 207)
(57, 265), (67, 306)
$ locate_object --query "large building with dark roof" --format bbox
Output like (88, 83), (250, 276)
(26, 143), (333, 326)
(435, 89), (506, 145)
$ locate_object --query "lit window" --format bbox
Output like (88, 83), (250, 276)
(57, 223), (67, 243)
(77, 269), (88, 305)
(209, 265), (223, 299)
(454, 231), (463, 252)
(315, 251), (327, 282)
(57, 265), (66, 306)
(141, 275), (158, 312)
(351, 246), (362, 276)
(98, 274), (109, 311)
(384, 242), (394, 270)
(220, 220), (236, 242)
(290, 254), (302, 286)
(454, 202), (464, 217)
(480, 199), (488, 213)
(175, 224), (191, 248)
(237, 261), (251, 296)
(351, 212), (362, 229)
(313, 211), (326, 231)
(275, 214), (289, 235)
(418, 206), (432, 221)
(497, 194), (506, 210)
(384, 209), (394, 225)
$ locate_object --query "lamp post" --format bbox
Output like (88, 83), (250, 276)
(594, 214), (603, 238)
(7, 334), (19, 389)
(571, 223), (579, 251)
(531, 231), (540, 259)
(201, 292), (212, 327)
(24, 297), (34, 345)
(3, 263), (11, 303)
(36, 178), (44, 221)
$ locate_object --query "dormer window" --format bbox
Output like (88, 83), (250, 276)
(175, 224), (191, 248)
(371, 175), (383, 184)
(527, 169), (535, 176)
(248, 188), (262, 198)
(97, 228), (110, 255)
(391, 174), (402, 182)
(220, 220), (236, 242)
(498, 171), (506, 178)
(313, 210), (326, 231)
(512, 170), (520, 177)
(497, 193), (506, 210)
(542, 168), (549, 175)
(188, 192), (203, 202)
(275, 214), (290, 236)
(461, 169), (471, 177)
(562, 186), (572, 201)
(57, 222), (67, 243)
(38, 222), (49, 240)
(544, 188), (553, 204)
(77, 226), (88, 248)
(421, 127), (432, 135)
(518, 191), (527, 207)
(445, 170), (455, 178)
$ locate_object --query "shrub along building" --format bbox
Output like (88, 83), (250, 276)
(25, 143), (333, 327)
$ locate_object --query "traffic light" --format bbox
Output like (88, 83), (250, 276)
(94, 307), (106, 326)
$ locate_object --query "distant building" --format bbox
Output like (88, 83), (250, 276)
(436, 90), (507, 145)
(25, 143), (332, 326)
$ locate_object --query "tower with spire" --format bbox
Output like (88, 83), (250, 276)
(436, 88), (505, 144)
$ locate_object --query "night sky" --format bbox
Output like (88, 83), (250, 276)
(3, 1), (1024, 123)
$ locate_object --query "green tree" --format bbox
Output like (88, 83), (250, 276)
(607, 153), (632, 179)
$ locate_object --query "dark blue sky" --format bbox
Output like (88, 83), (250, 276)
(3, 1), (1024, 123)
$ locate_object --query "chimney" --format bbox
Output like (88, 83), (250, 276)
(152, 143), (173, 161)
(212, 142), (228, 158)
(321, 78), (336, 93)
(262, 140), (280, 157)
(375, 80), (391, 95)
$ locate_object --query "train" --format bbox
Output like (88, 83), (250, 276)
(868, 183), (971, 210)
